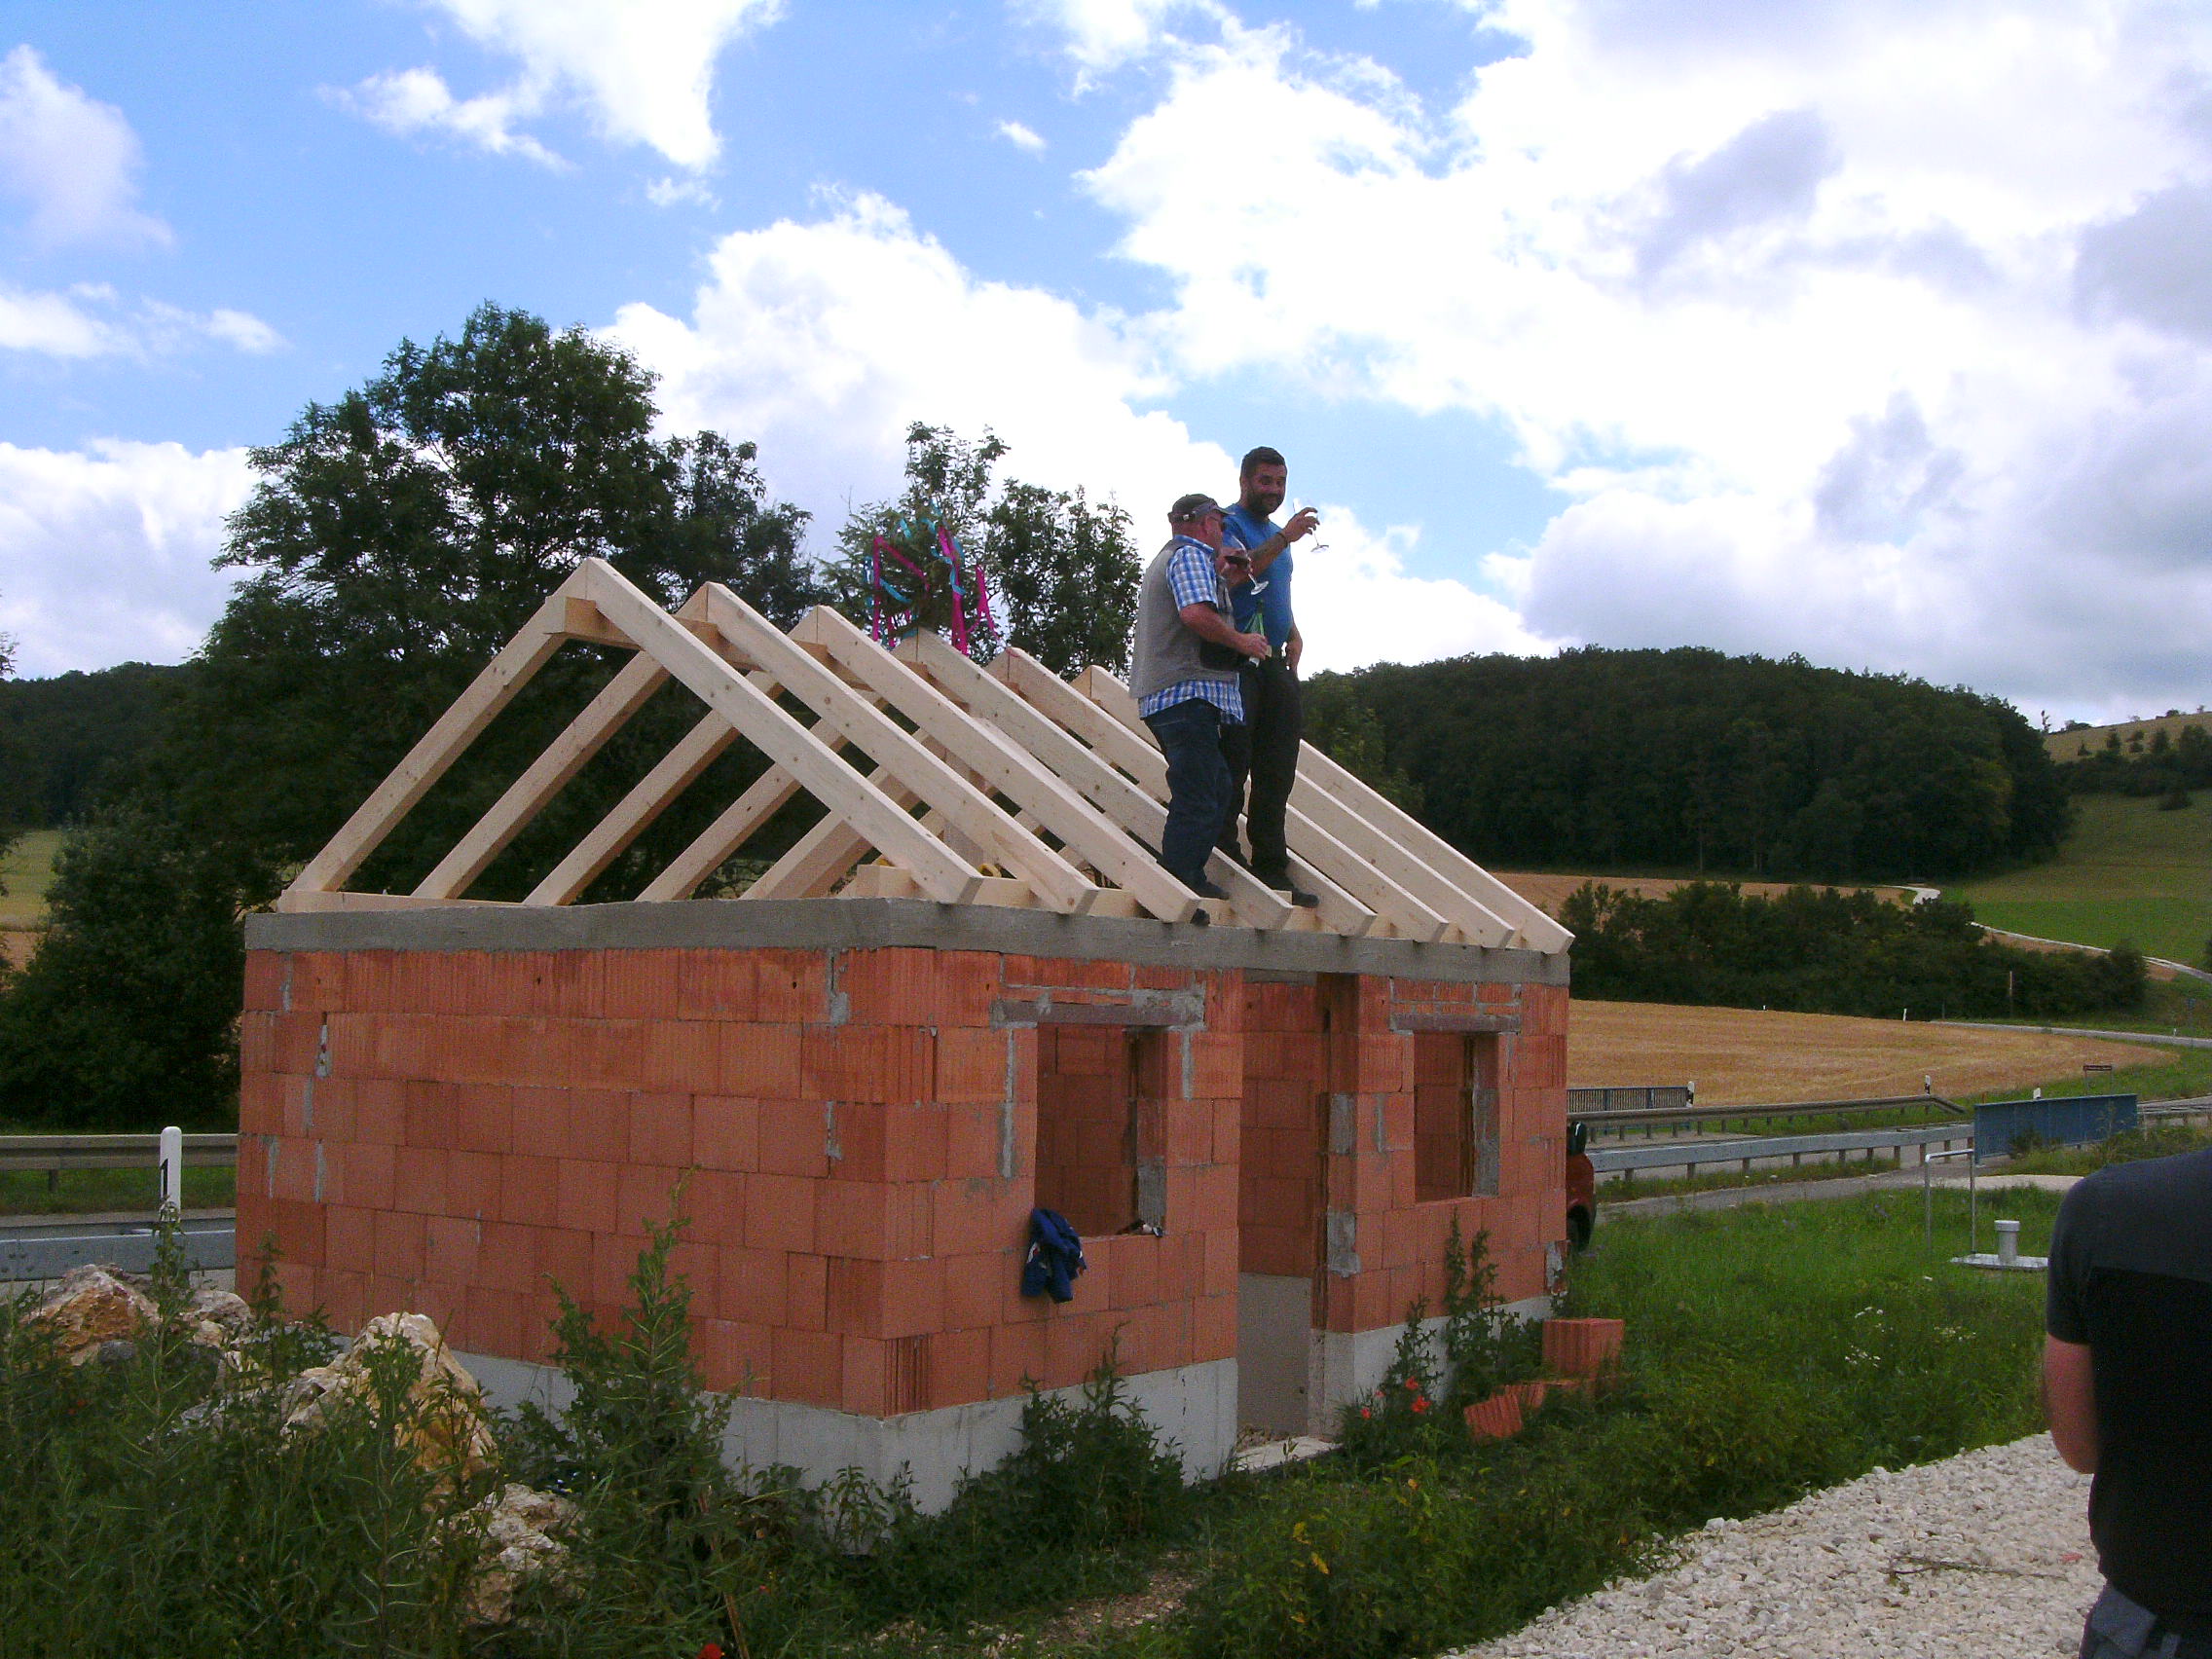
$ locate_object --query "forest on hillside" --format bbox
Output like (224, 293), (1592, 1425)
(2052, 719), (2212, 800)
(1307, 647), (2070, 883)
(0, 662), (186, 830)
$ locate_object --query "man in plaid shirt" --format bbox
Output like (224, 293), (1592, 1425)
(1128, 493), (1272, 906)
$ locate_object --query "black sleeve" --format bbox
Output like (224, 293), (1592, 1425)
(2046, 1181), (2093, 1343)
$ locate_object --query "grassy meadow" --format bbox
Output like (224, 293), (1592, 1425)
(0, 828), (61, 969)
(1952, 793), (2212, 964)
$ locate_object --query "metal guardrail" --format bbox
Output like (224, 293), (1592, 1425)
(1, 1132), (238, 1201)
(1576, 1094), (1962, 1135)
(1567, 1086), (1693, 1115)
(0, 1133), (238, 1175)
(1590, 1122), (1974, 1178)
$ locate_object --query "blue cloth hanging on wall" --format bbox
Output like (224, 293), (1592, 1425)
(1020, 1207), (1087, 1303)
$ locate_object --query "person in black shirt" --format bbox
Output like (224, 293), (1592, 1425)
(2046, 1147), (2212, 1656)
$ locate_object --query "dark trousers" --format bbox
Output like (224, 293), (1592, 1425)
(1220, 657), (1303, 885)
(2083, 1585), (2212, 1658)
(1143, 698), (1234, 888)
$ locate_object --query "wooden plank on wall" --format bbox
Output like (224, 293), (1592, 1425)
(1291, 747), (1571, 952)
(635, 760), (806, 903)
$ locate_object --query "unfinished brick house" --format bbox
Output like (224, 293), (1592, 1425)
(238, 559), (1570, 1506)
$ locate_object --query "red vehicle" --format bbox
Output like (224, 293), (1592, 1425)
(1567, 1120), (1596, 1251)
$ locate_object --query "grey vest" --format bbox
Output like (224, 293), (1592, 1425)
(1129, 537), (1239, 706)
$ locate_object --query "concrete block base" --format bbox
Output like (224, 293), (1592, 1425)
(461, 1348), (1238, 1517)
(1309, 1292), (1552, 1437)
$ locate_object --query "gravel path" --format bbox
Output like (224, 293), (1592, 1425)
(1451, 1434), (2100, 1658)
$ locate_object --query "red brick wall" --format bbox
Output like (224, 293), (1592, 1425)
(238, 944), (1243, 1418)
(1306, 974), (1569, 1337)
(1237, 979), (1325, 1278)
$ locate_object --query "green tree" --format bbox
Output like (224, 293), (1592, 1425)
(1303, 672), (1423, 812)
(0, 304), (818, 1126)
(825, 423), (1140, 673)
(177, 302), (816, 874)
(0, 803), (255, 1126)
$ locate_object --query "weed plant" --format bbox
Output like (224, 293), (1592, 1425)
(0, 1237), (489, 1656)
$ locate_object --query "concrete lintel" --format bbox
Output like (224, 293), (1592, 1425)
(1388, 1011), (1521, 1035)
(459, 1347), (1237, 1516)
(246, 896), (1569, 987)
(991, 990), (1205, 1030)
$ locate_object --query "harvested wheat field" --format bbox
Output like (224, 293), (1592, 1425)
(1499, 871), (1915, 915)
(1568, 1000), (2154, 1105)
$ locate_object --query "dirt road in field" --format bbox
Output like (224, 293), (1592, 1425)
(1568, 1001), (2157, 1105)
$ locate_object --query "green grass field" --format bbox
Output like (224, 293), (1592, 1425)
(0, 828), (62, 931)
(1953, 793), (2212, 964)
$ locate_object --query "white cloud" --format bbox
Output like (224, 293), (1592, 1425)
(995, 119), (1048, 153)
(1067, 0), (2212, 716)
(0, 283), (281, 359)
(0, 441), (254, 678)
(199, 308), (285, 355)
(350, 0), (783, 170)
(337, 66), (565, 167)
(0, 45), (168, 250)
(1019, 0), (1229, 75)
(0, 283), (119, 355)
(608, 192), (1537, 670)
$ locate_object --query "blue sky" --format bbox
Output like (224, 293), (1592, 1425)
(1, 0), (2208, 724)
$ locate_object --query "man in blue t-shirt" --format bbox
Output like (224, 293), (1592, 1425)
(1218, 445), (1321, 905)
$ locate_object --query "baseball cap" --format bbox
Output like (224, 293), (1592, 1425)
(1168, 492), (1222, 523)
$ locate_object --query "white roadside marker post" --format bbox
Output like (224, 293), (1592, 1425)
(158, 1124), (182, 1218)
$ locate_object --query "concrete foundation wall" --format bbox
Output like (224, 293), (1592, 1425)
(464, 1347), (1238, 1516)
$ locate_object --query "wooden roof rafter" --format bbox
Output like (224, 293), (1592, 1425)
(277, 556), (1571, 955)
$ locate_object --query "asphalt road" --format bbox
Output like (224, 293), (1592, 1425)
(0, 1210), (236, 1283)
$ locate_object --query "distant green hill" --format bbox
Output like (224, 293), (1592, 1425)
(1951, 793), (2211, 965)
(1318, 645), (2070, 883)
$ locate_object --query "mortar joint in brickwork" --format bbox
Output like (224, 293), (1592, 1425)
(825, 1100), (842, 1164)
(824, 949), (850, 1027)
(1328, 1093), (1356, 1156)
(1326, 1209), (1361, 1276)
(1373, 1096), (1388, 1155)
(279, 956), (294, 1014)
(313, 1142), (326, 1204)
(315, 1016), (331, 1079)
